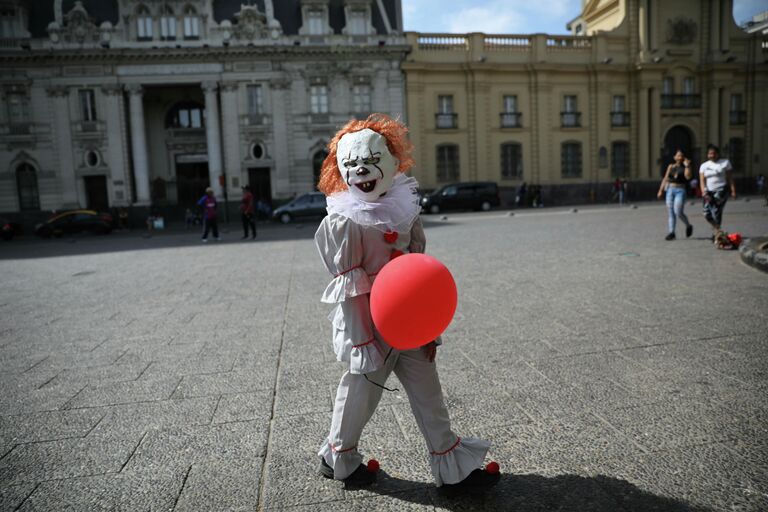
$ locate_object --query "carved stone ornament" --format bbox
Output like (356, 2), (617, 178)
(666, 17), (697, 45)
(60, 1), (100, 44)
(232, 5), (268, 41)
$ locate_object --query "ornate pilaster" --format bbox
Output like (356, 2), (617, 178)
(126, 84), (150, 204)
(46, 85), (79, 207)
(219, 81), (242, 195)
(202, 81), (224, 198)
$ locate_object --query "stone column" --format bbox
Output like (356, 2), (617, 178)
(202, 81), (224, 198)
(126, 84), (150, 204)
(46, 85), (79, 208)
(101, 84), (129, 205)
(638, 85), (650, 180)
(219, 81), (242, 197)
(270, 76), (291, 197)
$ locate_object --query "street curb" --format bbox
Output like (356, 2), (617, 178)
(739, 236), (768, 274)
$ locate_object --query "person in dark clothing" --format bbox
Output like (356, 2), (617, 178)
(197, 187), (220, 242)
(240, 185), (257, 239)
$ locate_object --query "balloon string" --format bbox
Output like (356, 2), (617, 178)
(363, 348), (400, 392)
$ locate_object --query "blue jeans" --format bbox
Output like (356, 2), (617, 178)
(666, 187), (690, 234)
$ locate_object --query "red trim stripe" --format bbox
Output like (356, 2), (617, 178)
(352, 338), (375, 349)
(334, 265), (362, 277)
(430, 437), (461, 456)
(330, 442), (357, 454)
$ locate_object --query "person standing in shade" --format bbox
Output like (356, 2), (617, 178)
(240, 185), (257, 239)
(657, 149), (693, 240)
(699, 144), (736, 238)
(197, 187), (220, 242)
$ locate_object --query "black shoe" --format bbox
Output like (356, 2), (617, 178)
(686, 225), (693, 238)
(441, 467), (501, 496)
(240, 235), (248, 239)
(665, 233), (676, 241)
(318, 457), (378, 488)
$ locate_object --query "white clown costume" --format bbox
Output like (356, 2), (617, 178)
(314, 118), (494, 488)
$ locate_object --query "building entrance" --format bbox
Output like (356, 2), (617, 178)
(84, 175), (109, 212)
(248, 167), (272, 207)
(662, 125), (695, 177)
(176, 160), (209, 208)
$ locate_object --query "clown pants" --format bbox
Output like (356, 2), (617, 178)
(318, 346), (490, 486)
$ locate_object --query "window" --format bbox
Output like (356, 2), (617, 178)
(730, 94), (745, 125)
(251, 142), (264, 160)
(352, 84), (371, 114)
(501, 143), (523, 180)
(348, 10), (367, 35)
(611, 141), (629, 177)
(683, 77), (695, 95)
(501, 95), (521, 127)
(79, 89), (97, 121)
(611, 95), (629, 126)
(563, 95), (577, 113)
(728, 137), (744, 172)
(730, 93), (742, 111)
(0, 7), (16, 38)
(160, 7), (176, 40)
(307, 10), (324, 35)
(310, 85), (328, 114)
(503, 95), (518, 113)
(166, 101), (205, 128)
(561, 95), (580, 127)
(561, 142), (582, 178)
(85, 150), (100, 167)
(137, 5), (153, 40)
(436, 144), (460, 182)
(663, 77), (674, 95)
(183, 6), (199, 39)
(436, 95), (456, 128)
(247, 85), (263, 115)
(6, 92), (30, 125)
(612, 95), (625, 112)
(16, 163), (39, 211)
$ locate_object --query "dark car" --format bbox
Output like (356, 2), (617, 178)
(1, 218), (22, 241)
(35, 210), (113, 238)
(272, 192), (327, 224)
(420, 182), (501, 214)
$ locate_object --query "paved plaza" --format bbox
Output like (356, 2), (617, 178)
(0, 199), (766, 511)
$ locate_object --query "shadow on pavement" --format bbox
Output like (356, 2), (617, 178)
(364, 472), (710, 511)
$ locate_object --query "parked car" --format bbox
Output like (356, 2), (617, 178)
(35, 210), (113, 238)
(272, 192), (327, 224)
(1, 218), (22, 241)
(420, 182), (501, 214)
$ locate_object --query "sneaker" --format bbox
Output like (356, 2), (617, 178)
(201, 238), (208, 243)
(214, 237), (221, 241)
(686, 225), (693, 238)
(665, 233), (676, 241)
(318, 457), (377, 488)
(441, 467), (501, 496)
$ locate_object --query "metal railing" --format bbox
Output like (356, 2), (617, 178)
(661, 94), (701, 109)
(610, 111), (630, 127)
(500, 112), (522, 128)
(435, 113), (458, 129)
(729, 110), (746, 125)
(560, 112), (581, 127)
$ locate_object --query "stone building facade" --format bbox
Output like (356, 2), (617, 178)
(402, 0), (768, 204)
(0, 0), (407, 221)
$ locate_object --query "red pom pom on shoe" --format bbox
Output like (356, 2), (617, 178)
(485, 461), (500, 475)
(367, 459), (380, 473)
(383, 231), (399, 244)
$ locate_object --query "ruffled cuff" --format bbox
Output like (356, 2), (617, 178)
(430, 437), (491, 487)
(321, 267), (372, 303)
(318, 438), (362, 480)
(329, 306), (386, 374)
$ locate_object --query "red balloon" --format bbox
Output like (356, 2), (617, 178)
(370, 253), (457, 350)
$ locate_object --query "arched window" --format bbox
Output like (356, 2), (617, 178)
(611, 141), (629, 177)
(136, 5), (153, 40)
(160, 6), (176, 40)
(436, 144), (460, 182)
(313, 149), (328, 187)
(16, 163), (39, 211)
(561, 141), (582, 178)
(165, 101), (205, 129)
(183, 6), (200, 39)
(500, 143), (522, 180)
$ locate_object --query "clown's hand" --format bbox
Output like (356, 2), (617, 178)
(423, 341), (438, 363)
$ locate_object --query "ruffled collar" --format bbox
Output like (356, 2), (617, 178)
(326, 174), (421, 233)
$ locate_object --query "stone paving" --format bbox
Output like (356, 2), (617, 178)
(0, 198), (766, 511)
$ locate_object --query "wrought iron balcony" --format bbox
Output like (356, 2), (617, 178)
(661, 94), (701, 109)
(435, 113), (458, 129)
(500, 112), (522, 128)
(610, 111), (630, 127)
(729, 110), (746, 125)
(560, 112), (581, 127)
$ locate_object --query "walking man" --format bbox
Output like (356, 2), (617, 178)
(240, 185), (257, 239)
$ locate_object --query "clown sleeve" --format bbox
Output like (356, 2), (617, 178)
(315, 213), (372, 303)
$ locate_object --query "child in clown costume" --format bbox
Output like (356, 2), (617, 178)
(314, 114), (500, 491)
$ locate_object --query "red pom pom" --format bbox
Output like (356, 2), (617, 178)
(367, 459), (380, 473)
(485, 461), (500, 475)
(383, 231), (399, 244)
(389, 249), (404, 261)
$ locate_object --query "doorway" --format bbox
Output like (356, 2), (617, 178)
(662, 125), (695, 177)
(176, 161), (209, 208)
(313, 150), (328, 188)
(84, 175), (109, 212)
(248, 167), (272, 206)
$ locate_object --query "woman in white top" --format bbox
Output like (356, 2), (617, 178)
(698, 144), (736, 237)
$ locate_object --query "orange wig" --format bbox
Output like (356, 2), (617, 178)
(317, 113), (415, 196)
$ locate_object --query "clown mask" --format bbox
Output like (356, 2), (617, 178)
(337, 128), (399, 201)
